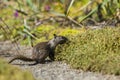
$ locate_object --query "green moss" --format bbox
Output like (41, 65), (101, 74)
(36, 25), (56, 33)
(0, 58), (35, 80)
(56, 27), (120, 75)
(59, 28), (84, 36)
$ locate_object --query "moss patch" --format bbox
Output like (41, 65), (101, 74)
(56, 27), (120, 75)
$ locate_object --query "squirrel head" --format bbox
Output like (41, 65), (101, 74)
(48, 34), (68, 49)
(53, 34), (68, 44)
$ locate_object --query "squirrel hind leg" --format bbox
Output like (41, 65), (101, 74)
(36, 59), (46, 64)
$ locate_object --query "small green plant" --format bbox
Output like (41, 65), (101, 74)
(0, 58), (35, 80)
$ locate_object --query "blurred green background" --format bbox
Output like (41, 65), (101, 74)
(0, 0), (120, 78)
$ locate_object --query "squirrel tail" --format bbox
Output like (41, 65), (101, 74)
(9, 55), (35, 63)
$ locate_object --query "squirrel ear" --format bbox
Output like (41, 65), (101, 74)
(53, 34), (57, 38)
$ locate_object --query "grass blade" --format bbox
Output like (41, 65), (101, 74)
(65, 0), (75, 16)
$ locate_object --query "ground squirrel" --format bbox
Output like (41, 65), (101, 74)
(9, 34), (68, 64)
